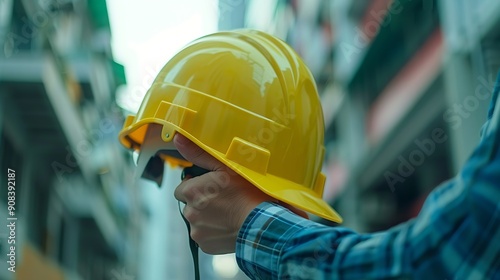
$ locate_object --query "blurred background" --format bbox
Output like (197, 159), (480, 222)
(0, 0), (499, 279)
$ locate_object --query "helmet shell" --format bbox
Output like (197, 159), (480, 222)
(119, 30), (342, 223)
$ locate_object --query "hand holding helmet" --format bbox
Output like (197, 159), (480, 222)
(173, 133), (274, 254)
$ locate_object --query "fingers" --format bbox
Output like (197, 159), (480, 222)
(174, 176), (198, 205)
(174, 133), (226, 172)
(174, 175), (220, 209)
(183, 206), (236, 254)
(174, 181), (187, 203)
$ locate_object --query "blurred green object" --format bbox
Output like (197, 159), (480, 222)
(88, 0), (111, 30)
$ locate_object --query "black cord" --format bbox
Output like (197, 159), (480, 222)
(178, 201), (200, 280)
(178, 165), (209, 280)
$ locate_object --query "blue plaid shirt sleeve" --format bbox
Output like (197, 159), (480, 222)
(235, 74), (500, 280)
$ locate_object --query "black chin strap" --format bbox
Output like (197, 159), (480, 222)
(178, 201), (200, 280)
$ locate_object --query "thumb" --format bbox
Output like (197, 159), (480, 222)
(174, 133), (226, 171)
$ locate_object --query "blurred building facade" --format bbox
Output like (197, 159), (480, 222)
(0, 0), (135, 279)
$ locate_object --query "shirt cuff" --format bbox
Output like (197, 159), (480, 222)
(235, 201), (324, 279)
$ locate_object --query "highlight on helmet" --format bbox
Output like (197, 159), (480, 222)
(119, 29), (342, 223)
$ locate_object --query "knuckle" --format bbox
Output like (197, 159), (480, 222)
(194, 197), (207, 210)
(204, 181), (220, 197)
(182, 185), (197, 202)
(183, 206), (198, 223)
(189, 227), (204, 243)
(174, 187), (183, 201)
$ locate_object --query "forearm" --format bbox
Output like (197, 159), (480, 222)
(237, 167), (499, 280)
(236, 202), (413, 279)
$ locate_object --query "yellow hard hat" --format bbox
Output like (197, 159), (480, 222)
(118, 29), (342, 223)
